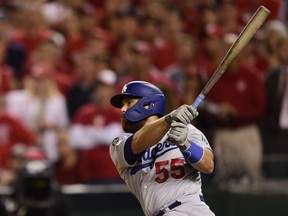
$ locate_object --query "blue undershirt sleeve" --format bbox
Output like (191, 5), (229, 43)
(124, 135), (143, 165)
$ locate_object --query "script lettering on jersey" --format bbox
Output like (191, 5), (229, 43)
(130, 141), (178, 175)
(142, 141), (177, 161)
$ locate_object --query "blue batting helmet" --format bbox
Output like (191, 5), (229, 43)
(110, 81), (166, 122)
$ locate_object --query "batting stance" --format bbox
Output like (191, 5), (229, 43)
(110, 81), (215, 216)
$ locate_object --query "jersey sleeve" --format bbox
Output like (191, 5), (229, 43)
(187, 124), (213, 152)
(109, 133), (139, 172)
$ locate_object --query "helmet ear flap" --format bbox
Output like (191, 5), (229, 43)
(125, 95), (166, 122)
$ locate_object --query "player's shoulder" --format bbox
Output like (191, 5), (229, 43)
(187, 124), (203, 134)
(111, 133), (133, 147)
(187, 124), (210, 146)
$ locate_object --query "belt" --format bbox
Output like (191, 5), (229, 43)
(154, 195), (205, 216)
(155, 200), (182, 216)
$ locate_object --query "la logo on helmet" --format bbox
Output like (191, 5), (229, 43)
(122, 84), (127, 93)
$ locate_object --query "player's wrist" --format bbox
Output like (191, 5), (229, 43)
(180, 140), (204, 164)
(164, 114), (173, 126)
(177, 139), (191, 151)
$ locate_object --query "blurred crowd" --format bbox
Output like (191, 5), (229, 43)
(0, 0), (287, 190)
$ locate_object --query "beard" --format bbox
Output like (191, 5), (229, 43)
(122, 116), (147, 133)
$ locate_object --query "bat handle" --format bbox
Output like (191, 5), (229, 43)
(192, 94), (205, 109)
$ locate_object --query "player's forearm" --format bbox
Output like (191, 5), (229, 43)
(131, 116), (170, 155)
(191, 148), (214, 174)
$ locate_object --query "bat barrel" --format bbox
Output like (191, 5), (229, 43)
(191, 5), (270, 110)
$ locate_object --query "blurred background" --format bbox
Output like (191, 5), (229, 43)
(0, 0), (287, 215)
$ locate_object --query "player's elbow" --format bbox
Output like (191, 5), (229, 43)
(199, 149), (215, 174)
(193, 157), (214, 174)
(195, 151), (214, 174)
(201, 161), (214, 174)
(131, 134), (145, 155)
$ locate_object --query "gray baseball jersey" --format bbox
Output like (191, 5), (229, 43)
(110, 124), (215, 216)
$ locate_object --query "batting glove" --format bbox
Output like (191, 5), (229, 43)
(165, 104), (199, 125)
(167, 121), (189, 148)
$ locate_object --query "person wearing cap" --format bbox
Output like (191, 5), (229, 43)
(68, 69), (123, 183)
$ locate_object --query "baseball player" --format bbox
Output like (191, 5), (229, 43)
(110, 81), (215, 216)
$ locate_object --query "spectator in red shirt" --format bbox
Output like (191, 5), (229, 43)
(69, 69), (122, 183)
(0, 94), (37, 169)
(54, 129), (81, 185)
(0, 66), (16, 94)
(199, 47), (266, 187)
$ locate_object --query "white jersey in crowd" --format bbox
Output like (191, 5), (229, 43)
(110, 124), (215, 216)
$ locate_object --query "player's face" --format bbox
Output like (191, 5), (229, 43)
(120, 97), (147, 133)
(121, 97), (139, 112)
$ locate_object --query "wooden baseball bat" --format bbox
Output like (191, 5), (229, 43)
(192, 6), (270, 109)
